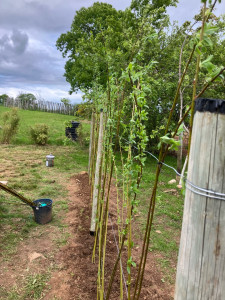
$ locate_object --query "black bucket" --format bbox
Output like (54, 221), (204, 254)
(32, 199), (53, 225)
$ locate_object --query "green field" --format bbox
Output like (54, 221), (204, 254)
(0, 106), (90, 145)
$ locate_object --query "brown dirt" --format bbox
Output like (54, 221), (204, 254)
(0, 171), (174, 299)
(45, 172), (174, 300)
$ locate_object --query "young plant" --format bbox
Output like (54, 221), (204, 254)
(0, 108), (20, 144)
(30, 123), (49, 145)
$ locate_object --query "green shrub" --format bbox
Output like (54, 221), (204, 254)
(0, 108), (20, 144)
(75, 103), (92, 119)
(30, 124), (49, 145)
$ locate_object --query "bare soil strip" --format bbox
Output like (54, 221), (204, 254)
(46, 172), (174, 299)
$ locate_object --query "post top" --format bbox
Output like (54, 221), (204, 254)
(46, 154), (55, 159)
(195, 98), (225, 114)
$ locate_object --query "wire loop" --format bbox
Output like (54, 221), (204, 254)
(120, 137), (225, 201)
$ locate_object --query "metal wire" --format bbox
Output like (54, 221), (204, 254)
(185, 183), (225, 201)
(185, 180), (225, 197)
(120, 137), (225, 201)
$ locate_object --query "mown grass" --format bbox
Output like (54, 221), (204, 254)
(0, 272), (50, 300)
(0, 106), (90, 145)
(0, 108), (89, 299)
(0, 144), (88, 257)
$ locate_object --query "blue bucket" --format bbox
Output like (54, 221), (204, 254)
(32, 199), (53, 225)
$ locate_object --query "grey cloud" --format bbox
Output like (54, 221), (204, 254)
(0, 0), (131, 101)
(0, 29), (64, 86)
(0, 29), (29, 61)
(0, 51), (65, 86)
(11, 29), (29, 54)
(0, 0), (131, 88)
(0, 0), (130, 33)
(0, 0), (72, 32)
(168, 0), (225, 25)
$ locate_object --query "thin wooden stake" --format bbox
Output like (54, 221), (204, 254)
(90, 109), (104, 234)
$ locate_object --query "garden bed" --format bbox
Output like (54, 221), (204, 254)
(44, 172), (174, 299)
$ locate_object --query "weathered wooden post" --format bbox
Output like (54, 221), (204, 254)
(90, 109), (104, 235)
(175, 98), (225, 300)
(88, 111), (95, 178)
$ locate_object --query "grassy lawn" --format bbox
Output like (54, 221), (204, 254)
(0, 144), (89, 248)
(0, 143), (89, 299)
(0, 106), (90, 145)
(0, 107), (90, 299)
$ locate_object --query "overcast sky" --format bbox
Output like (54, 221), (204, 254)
(0, 0), (224, 104)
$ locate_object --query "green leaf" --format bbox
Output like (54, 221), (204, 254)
(195, 46), (202, 56)
(200, 55), (215, 72)
(204, 22), (218, 35)
(131, 261), (136, 267)
(127, 266), (131, 274)
(203, 36), (213, 48)
(177, 123), (184, 136)
(160, 135), (180, 151)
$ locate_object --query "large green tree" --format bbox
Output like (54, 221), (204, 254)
(56, 1), (176, 95)
(56, 2), (127, 93)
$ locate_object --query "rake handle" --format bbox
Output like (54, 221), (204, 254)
(0, 181), (36, 207)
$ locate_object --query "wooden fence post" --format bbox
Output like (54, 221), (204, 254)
(175, 98), (225, 300)
(90, 109), (104, 234)
(88, 111), (95, 178)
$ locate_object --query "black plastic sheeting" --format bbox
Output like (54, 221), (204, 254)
(71, 121), (80, 128)
(65, 121), (80, 141)
(195, 98), (225, 114)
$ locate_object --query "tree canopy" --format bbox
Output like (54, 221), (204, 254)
(61, 98), (71, 106)
(56, 2), (126, 93)
(57, 1), (225, 149)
